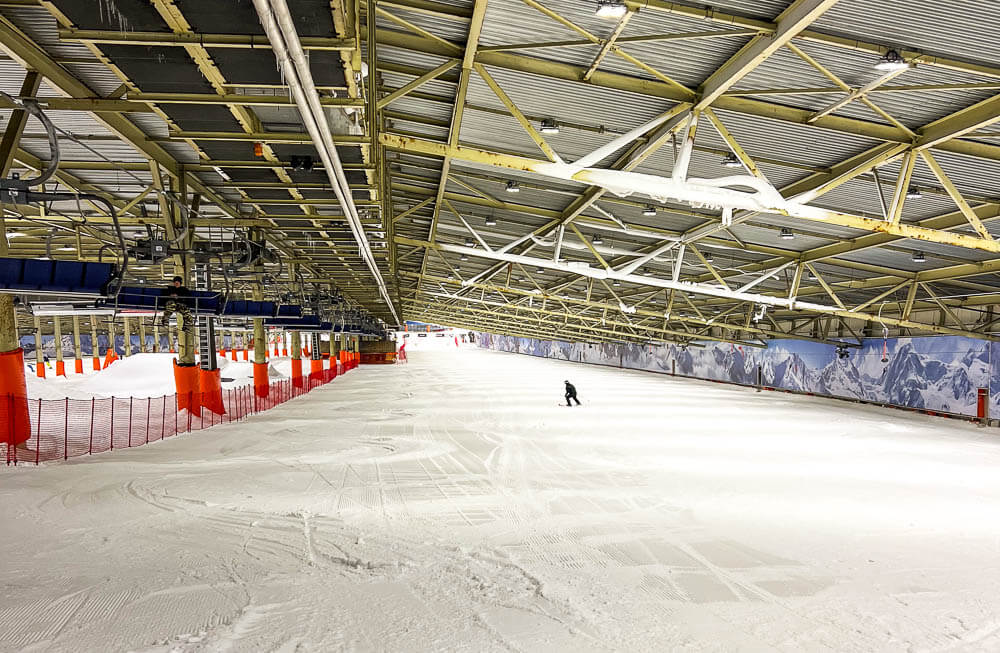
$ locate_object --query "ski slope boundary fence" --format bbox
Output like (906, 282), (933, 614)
(477, 332), (996, 423)
(3, 364), (351, 466)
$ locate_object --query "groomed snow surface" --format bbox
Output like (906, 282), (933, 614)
(3, 348), (1000, 651)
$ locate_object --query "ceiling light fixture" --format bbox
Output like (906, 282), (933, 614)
(484, 216), (496, 226)
(464, 239), (475, 247)
(460, 255), (468, 261)
(905, 186), (923, 199)
(539, 118), (559, 134)
(612, 280), (621, 287)
(780, 227), (795, 240)
(912, 250), (926, 263)
(704, 252), (714, 263)
(505, 180), (520, 193)
(535, 267), (545, 274)
(643, 205), (657, 217)
(721, 153), (742, 168)
(592, 234), (604, 245)
(595, 0), (628, 19)
(874, 49), (913, 71)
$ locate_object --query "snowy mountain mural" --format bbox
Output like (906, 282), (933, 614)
(478, 332), (997, 420)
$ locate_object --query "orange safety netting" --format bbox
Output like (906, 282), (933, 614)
(5, 366), (341, 466)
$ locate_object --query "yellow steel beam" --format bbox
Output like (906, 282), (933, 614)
(377, 60), (459, 109)
(919, 150), (994, 239)
(473, 63), (561, 162)
(695, 0), (841, 110)
(57, 28), (355, 50)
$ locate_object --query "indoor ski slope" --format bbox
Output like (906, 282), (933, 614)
(2, 348), (1000, 651)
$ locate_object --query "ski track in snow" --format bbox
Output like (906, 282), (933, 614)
(3, 348), (1000, 651)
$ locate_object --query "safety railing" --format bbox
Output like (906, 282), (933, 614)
(4, 365), (344, 466)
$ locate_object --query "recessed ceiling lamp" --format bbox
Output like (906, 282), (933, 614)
(780, 227), (795, 240)
(505, 180), (520, 193)
(874, 49), (913, 71)
(643, 205), (657, 217)
(539, 118), (559, 134)
(595, 0), (628, 18)
(721, 153), (742, 168)
(592, 234), (604, 245)
(912, 250), (926, 263)
(905, 186), (923, 199)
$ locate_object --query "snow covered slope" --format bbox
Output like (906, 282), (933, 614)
(2, 349), (1000, 650)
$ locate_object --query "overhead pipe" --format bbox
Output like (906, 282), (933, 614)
(253, 0), (399, 323)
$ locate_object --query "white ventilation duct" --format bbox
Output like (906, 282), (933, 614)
(254, 0), (399, 322)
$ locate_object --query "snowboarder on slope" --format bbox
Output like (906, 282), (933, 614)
(564, 380), (581, 406)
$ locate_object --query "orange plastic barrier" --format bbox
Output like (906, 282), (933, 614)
(74, 358), (84, 374)
(102, 348), (115, 369)
(92, 356), (100, 371)
(36, 361), (45, 378)
(172, 360), (201, 417)
(282, 347), (288, 357)
(272, 344), (278, 356)
(0, 348), (31, 447)
(291, 358), (303, 388)
(231, 348), (238, 361)
(56, 360), (66, 377)
(199, 367), (226, 416)
(309, 358), (323, 382)
(243, 348), (249, 361)
(253, 361), (269, 398)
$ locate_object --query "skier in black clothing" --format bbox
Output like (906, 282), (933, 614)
(564, 380), (581, 406)
(161, 276), (194, 334)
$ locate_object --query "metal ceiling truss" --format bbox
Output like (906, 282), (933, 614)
(2, 0), (1000, 342)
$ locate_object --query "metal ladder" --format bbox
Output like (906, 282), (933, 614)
(310, 332), (321, 360)
(194, 263), (217, 371)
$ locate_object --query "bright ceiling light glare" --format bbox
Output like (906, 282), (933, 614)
(912, 250), (926, 263)
(874, 49), (913, 71)
(505, 180), (520, 193)
(56, 246), (75, 251)
(592, 234), (604, 245)
(780, 227), (795, 240)
(595, 0), (628, 19)
(539, 118), (559, 134)
(643, 205), (657, 217)
(906, 186), (923, 199)
(721, 152), (742, 168)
